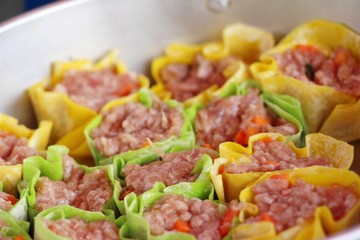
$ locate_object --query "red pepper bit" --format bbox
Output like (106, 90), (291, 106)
(5, 195), (18, 205)
(13, 236), (23, 240)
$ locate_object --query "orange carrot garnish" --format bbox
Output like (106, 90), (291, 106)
(173, 220), (191, 233)
(116, 82), (138, 97)
(264, 160), (279, 166)
(333, 49), (348, 66)
(259, 212), (274, 223)
(252, 115), (270, 127)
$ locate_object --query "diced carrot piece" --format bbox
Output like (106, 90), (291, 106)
(218, 209), (240, 237)
(247, 127), (260, 137)
(203, 143), (214, 150)
(251, 115), (270, 127)
(270, 173), (289, 180)
(246, 127), (260, 142)
(334, 49), (348, 66)
(295, 44), (319, 54)
(233, 130), (247, 146)
(261, 137), (273, 144)
(5, 195), (18, 205)
(264, 160), (279, 166)
(173, 220), (191, 233)
(116, 82), (138, 97)
(259, 212), (274, 223)
(233, 127), (260, 146)
(218, 164), (226, 174)
(14, 236), (23, 240)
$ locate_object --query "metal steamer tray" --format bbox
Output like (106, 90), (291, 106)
(0, 0), (359, 239)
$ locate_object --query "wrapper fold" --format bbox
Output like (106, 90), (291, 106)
(20, 145), (120, 219)
(114, 149), (216, 215)
(0, 114), (52, 195)
(85, 89), (195, 165)
(151, 23), (275, 106)
(250, 19), (360, 141)
(0, 210), (31, 240)
(0, 181), (28, 221)
(211, 132), (354, 202)
(34, 205), (121, 240)
(28, 50), (150, 162)
(235, 167), (360, 240)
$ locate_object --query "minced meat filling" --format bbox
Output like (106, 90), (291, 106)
(0, 131), (37, 166)
(195, 89), (297, 150)
(122, 148), (218, 195)
(143, 194), (244, 240)
(91, 98), (184, 157)
(160, 54), (237, 101)
(274, 45), (360, 97)
(43, 218), (119, 240)
(35, 155), (113, 212)
(245, 176), (359, 232)
(53, 67), (141, 112)
(223, 140), (332, 173)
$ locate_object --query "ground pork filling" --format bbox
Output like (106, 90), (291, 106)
(0, 131), (37, 166)
(195, 89), (297, 150)
(35, 155), (113, 212)
(0, 191), (18, 211)
(143, 194), (244, 240)
(274, 45), (360, 97)
(223, 139), (332, 174)
(160, 54), (237, 101)
(121, 148), (219, 196)
(245, 176), (359, 232)
(91, 98), (184, 157)
(42, 218), (119, 240)
(53, 67), (141, 112)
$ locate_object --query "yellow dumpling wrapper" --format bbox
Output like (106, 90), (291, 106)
(250, 19), (360, 141)
(151, 23), (274, 106)
(211, 132), (353, 202)
(0, 114), (52, 195)
(28, 50), (150, 162)
(234, 167), (360, 240)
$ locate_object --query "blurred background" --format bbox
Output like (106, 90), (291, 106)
(0, 0), (56, 23)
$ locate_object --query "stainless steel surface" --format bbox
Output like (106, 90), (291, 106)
(0, 0), (359, 238)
